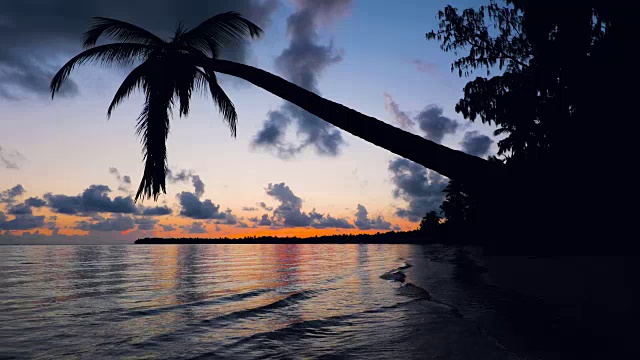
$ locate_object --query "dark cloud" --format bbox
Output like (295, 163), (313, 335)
(266, 182), (310, 227)
(0, 0), (278, 99)
(7, 203), (33, 215)
(216, 209), (238, 225)
(134, 217), (159, 231)
(384, 93), (414, 129)
(242, 207), (259, 211)
(191, 175), (205, 198)
(109, 167), (132, 192)
(259, 202), (274, 211)
(175, 174), (236, 224)
(6, 196), (47, 216)
(177, 192), (226, 220)
(237, 221), (250, 228)
(415, 105), (459, 144)
(160, 224), (176, 232)
(354, 204), (391, 230)
(252, 0), (352, 157)
(266, 183), (303, 210)
(392, 224), (402, 231)
(411, 59), (438, 74)
(258, 214), (272, 226)
(251, 110), (296, 158)
(0, 146), (25, 169)
(0, 211), (45, 231)
(0, 185), (26, 206)
(24, 197), (46, 207)
(308, 210), (354, 229)
(181, 222), (208, 234)
(460, 131), (493, 157)
(44, 185), (137, 215)
(76, 214), (135, 232)
(167, 169), (193, 183)
(265, 182), (351, 228)
(389, 158), (448, 222)
(166, 168), (205, 197)
(140, 205), (172, 216)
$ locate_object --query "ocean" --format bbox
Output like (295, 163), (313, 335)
(0, 244), (602, 359)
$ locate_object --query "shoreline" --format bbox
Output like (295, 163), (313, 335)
(134, 232), (432, 245)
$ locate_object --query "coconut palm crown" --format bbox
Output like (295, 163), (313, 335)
(50, 13), (262, 201)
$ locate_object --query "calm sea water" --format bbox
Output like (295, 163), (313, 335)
(1, 244), (567, 359)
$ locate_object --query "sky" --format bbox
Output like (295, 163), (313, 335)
(0, 0), (497, 244)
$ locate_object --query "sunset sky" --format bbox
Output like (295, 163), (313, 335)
(0, 0), (496, 244)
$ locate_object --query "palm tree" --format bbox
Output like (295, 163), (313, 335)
(51, 13), (503, 202)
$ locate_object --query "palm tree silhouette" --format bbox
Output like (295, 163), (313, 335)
(51, 13), (502, 202)
(51, 13), (261, 201)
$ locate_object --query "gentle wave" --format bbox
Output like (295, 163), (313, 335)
(0, 244), (525, 359)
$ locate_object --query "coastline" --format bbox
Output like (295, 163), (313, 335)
(134, 230), (434, 244)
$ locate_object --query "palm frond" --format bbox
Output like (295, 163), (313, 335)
(83, 17), (164, 48)
(107, 61), (150, 117)
(51, 43), (152, 98)
(199, 69), (237, 137)
(176, 12), (262, 58)
(134, 87), (173, 202)
(172, 64), (199, 117)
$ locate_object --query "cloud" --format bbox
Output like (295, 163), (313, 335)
(109, 167), (132, 192)
(140, 205), (172, 216)
(259, 202), (274, 211)
(354, 204), (391, 230)
(177, 192), (227, 220)
(0, 146), (25, 169)
(166, 168), (204, 197)
(7, 203), (33, 215)
(393, 224), (402, 231)
(0, 0), (278, 99)
(76, 214), (135, 232)
(181, 222), (208, 234)
(5, 196), (47, 216)
(389, 158), (448, 222)
(252, 0), (352, 157)
(216, 209), (238, 225)
(44, 185), (137, 215)
(24, 197), (46, 207)
(265, 182), (352, 228)
(266, 182), (310, 227)
(308, 210), (354, 229)
(242, 206), (259, 211)
(257, 214), (272, 226)
(0, 212), (45, 230)
(415, 105), (459, 143)
(384, 93), (414, 129)
(191, 175), (205, 198)
(0, 185), (26, 206)
(160, 224), (176, 231)
(237, 221), (250, 228)
(411, 59), (438, 74)
(460, 131), (493, 157)
(166, 168), (193, 183)
(134, 217), (159, 231)
(175, 174), (237, 225)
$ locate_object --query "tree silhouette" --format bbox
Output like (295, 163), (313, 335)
(418, 211), (441, 235)
(51, 13), (262, 201)
(423, 0), (635, 250)
(440, 180), (476, 226)
(51, 13), (500, 202)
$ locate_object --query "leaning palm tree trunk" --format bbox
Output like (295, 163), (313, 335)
(205, 59), (506, 188)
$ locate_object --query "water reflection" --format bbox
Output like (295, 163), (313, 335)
(0, 244), (520, 359)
